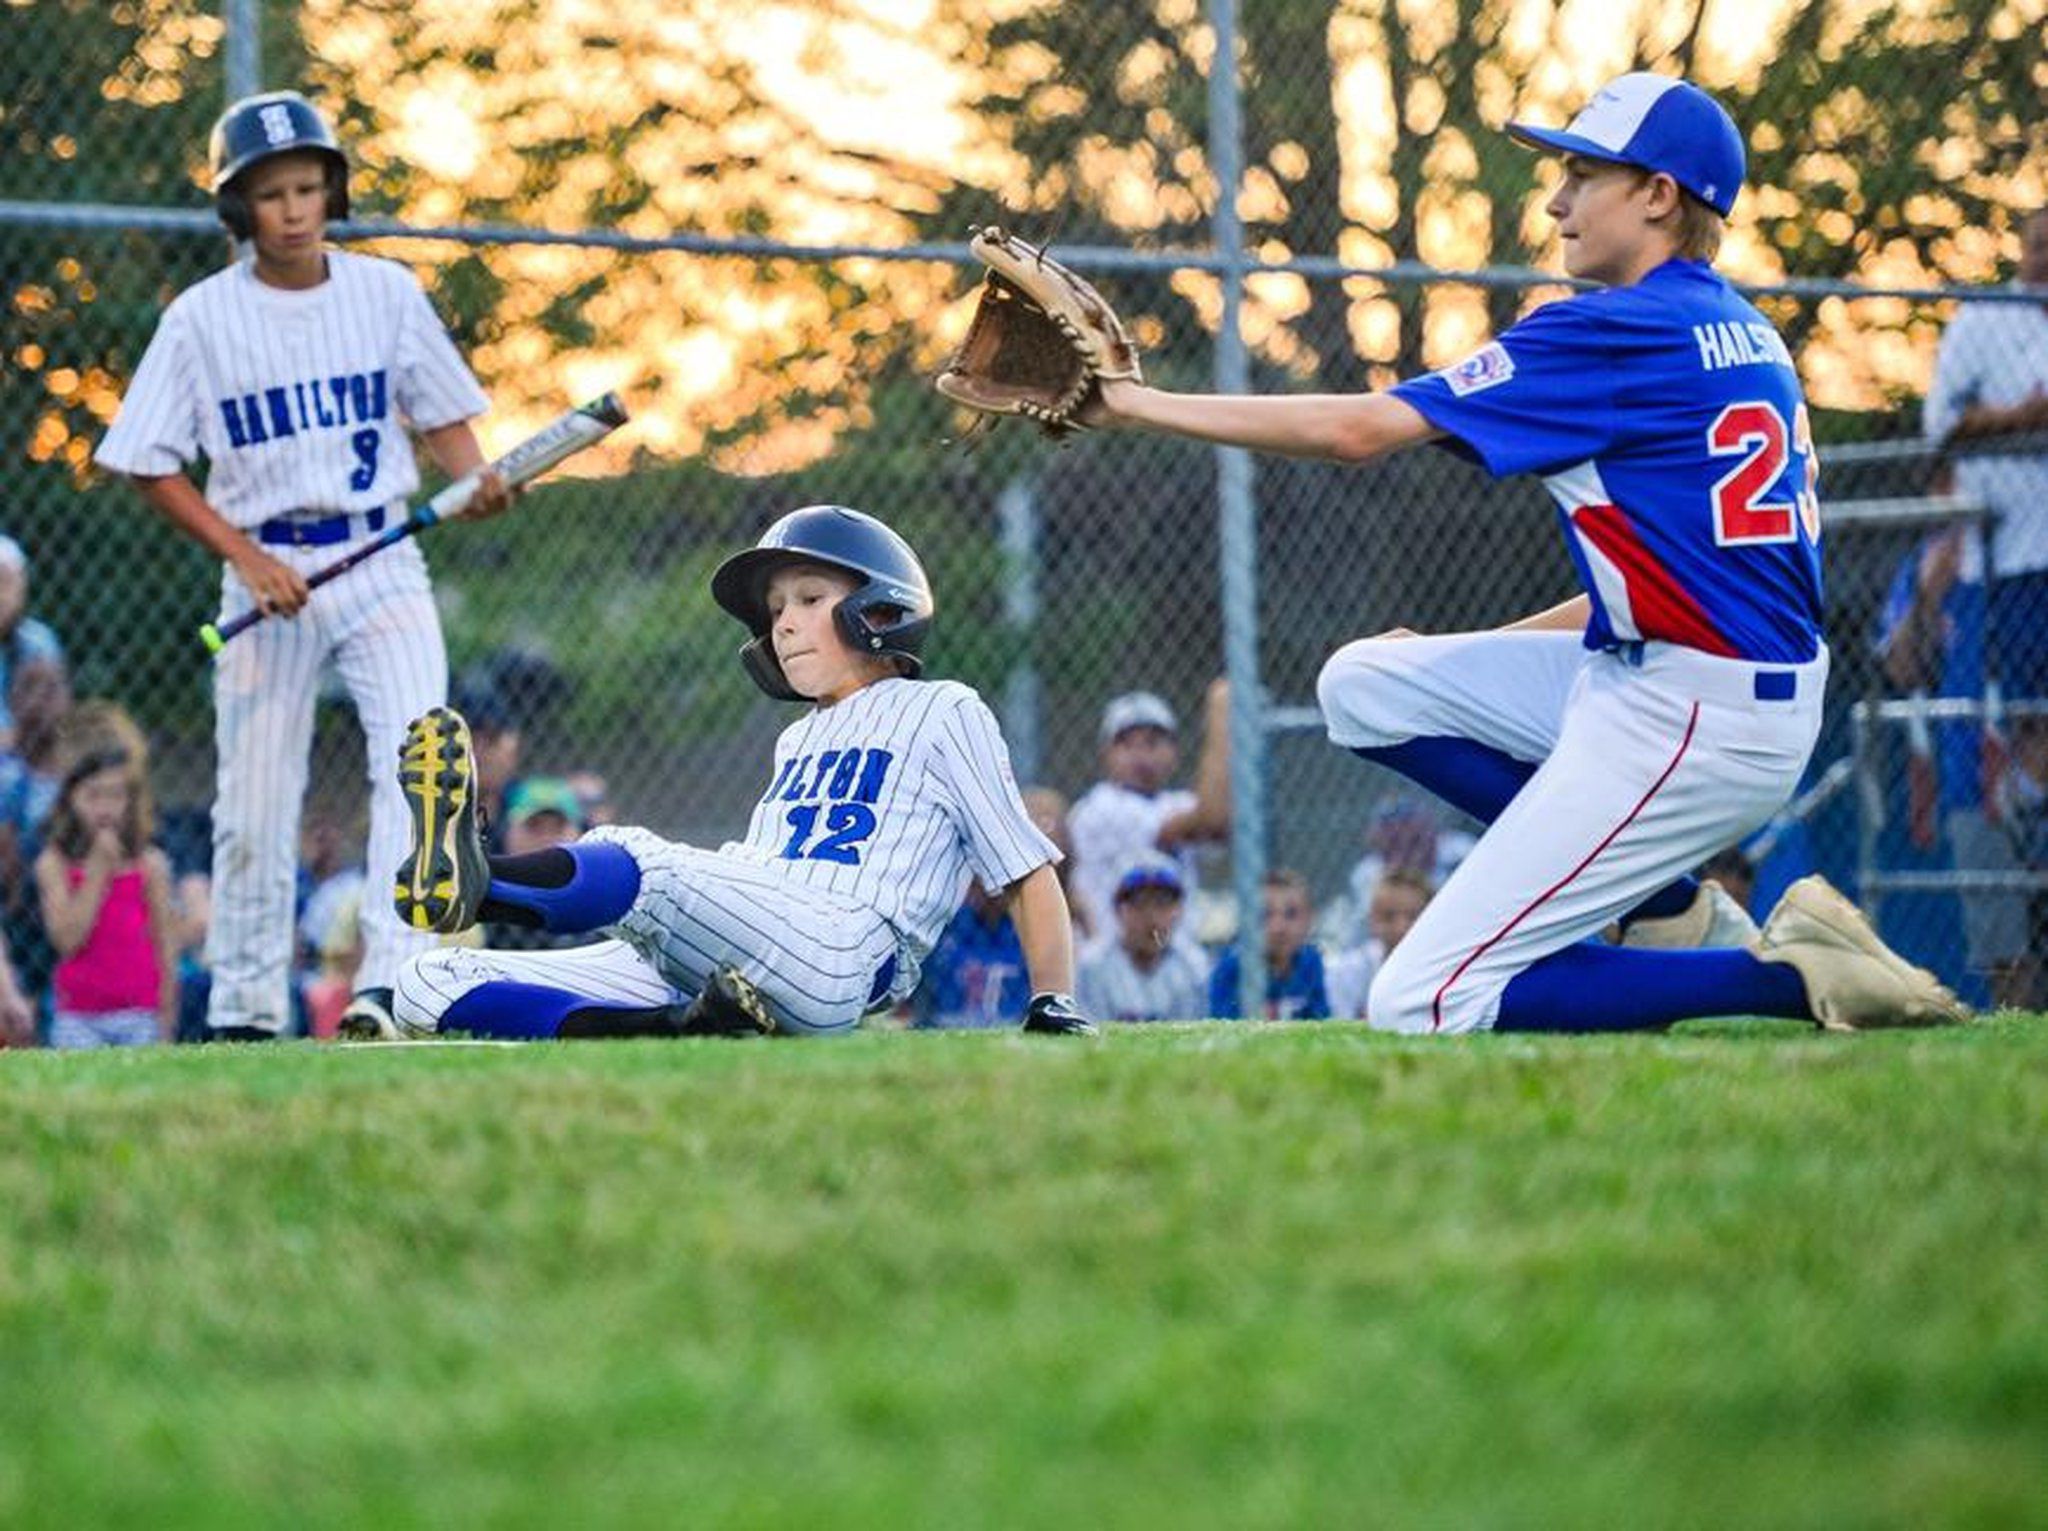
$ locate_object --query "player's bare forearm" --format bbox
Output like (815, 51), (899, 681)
(130, 472), (261, 563)
(1096, 379), (1439, 464)
(421, 419), (487, 476)
(1010, 863), (1077, 996)
(133, 473), (311, 616)
(420, 419), (515, 518)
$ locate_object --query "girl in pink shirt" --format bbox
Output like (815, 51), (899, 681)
(35, 743), (178, 1047)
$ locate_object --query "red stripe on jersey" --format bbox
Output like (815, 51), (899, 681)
(1571, 504), (1740, 658)
(1430, 702), (1702, 1032)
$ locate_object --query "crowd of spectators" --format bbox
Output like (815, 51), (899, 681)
(915, 690), (1461, 1028)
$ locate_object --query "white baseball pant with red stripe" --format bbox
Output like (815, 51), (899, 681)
(1317, 630), (1827, 1034)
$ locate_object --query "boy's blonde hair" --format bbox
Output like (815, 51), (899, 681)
(1626, 167), (1724, 261)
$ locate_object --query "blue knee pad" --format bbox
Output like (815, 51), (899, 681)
(486, 840), (641, 933)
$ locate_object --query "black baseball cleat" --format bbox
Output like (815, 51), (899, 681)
(336, 986), (401, 1042)
(205, 1024), (281, 1043)
(394, 706), (488, 935)
(673, 965), (778, 1037)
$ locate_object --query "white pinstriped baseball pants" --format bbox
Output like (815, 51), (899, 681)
(394, 825), (905, 1038)
(206, 532), (445, 1032)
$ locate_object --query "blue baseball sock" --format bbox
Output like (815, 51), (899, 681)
(1493, 942), (1810, 1033)
(440, 982), (592, 1040)
(482, 841), (641, 933)
(1353, 737), (1701, 926)
(440, 982), (680, 1041)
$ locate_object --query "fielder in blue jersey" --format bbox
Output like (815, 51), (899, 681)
(1092, 72), (1966, 1033)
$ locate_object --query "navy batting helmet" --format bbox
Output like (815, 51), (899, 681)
(209, 90), (349, 240)
(711, 506), (934, 702)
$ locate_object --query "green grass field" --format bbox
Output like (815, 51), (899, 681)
(5, 1017), (2047, 1529)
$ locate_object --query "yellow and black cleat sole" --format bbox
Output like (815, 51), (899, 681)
(393, 706), (487, 934)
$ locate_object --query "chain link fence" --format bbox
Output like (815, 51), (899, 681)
(1, 0), (2043, 1032)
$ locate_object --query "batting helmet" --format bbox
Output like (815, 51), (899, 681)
(209, 90), (349, 240)
(711, 506), (934, 702)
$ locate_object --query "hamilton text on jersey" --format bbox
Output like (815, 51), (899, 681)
(216, 368), (390, 450)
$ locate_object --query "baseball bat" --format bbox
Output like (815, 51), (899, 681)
(199, 392), (630, 652)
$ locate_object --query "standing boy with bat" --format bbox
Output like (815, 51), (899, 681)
(95, 89), (514, 1041)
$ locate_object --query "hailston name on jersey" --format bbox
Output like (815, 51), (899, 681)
(216, 368), (389, 451)
(1692, 320), (1794, 372)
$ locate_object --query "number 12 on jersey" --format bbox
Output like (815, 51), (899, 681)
(781, 803), (878, 864)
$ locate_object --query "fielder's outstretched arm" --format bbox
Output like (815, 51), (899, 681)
(1095, 378), (1440, 464)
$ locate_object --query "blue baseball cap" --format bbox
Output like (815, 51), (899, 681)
(1507, 73), (1744, 217)
(1114, 852), (1185, 903)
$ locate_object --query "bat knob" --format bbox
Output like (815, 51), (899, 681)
(200, 624), (226, 654)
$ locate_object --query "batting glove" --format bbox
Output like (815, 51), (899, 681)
(1022, 991), (1097, 1036)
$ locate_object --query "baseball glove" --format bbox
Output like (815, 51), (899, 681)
(935, 225), (1142, 438)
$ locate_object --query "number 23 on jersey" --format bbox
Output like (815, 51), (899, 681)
(1709, 399), (1821, 547)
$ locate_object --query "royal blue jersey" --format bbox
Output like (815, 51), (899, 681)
(1393, 259), (1824, 664)
(916, 904), (1031, 1029)
(1207, 944), (1331, 1021)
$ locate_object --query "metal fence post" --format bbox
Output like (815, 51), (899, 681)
(223, 0), (261, 99)
(998, 475), (1043, 787)
(1207, 0), (1266, 1022)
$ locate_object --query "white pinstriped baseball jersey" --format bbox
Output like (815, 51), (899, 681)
(727, 677), (1057, 978)
(393, 677), (1061, 1038)
(1066, 781), (1198, 933)
(94, 251), (487, 519)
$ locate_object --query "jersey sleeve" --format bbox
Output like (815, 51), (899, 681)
(393, 273), (490, 430)
(926, 693), (1059, 892)
(1389, 298), (1621, 478)
(93, 302), (205, 476)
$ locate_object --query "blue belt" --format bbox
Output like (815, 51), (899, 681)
(256, 506), (386, 548)
(1606, 640), (1799, 701)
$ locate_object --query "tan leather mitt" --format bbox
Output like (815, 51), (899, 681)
(935, 225), (1142, 438)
